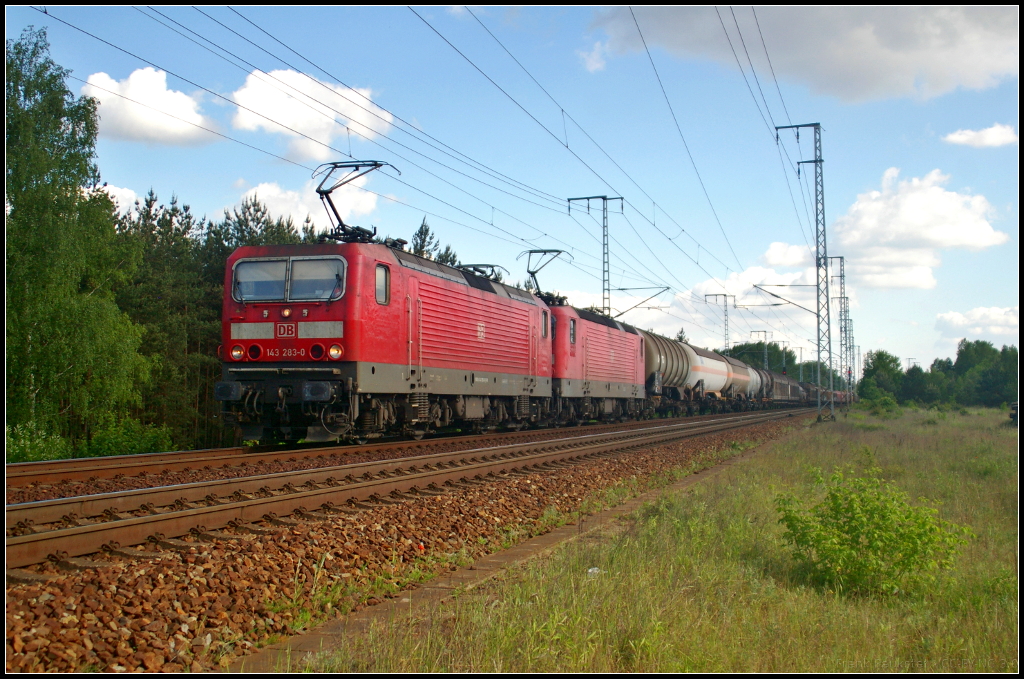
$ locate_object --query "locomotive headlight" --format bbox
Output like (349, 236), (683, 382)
(230, 345), (244, 360)
(281, 307), (292, 318)
(328, 344), (344, 360)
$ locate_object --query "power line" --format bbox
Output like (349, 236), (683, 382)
(34, 7), (626, 286)
(129, 6), (640, 279)
(750, 6), (792, 126)
(224, 6), (569, 207)
(713, 6), (774, 138)
(728, 6), (777, 130)
(412, 5), (739, 282)
(629, 6), (744, 271)
(465, 5), (725, 268)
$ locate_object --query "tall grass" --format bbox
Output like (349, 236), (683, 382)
(309, 409), (1018, 673)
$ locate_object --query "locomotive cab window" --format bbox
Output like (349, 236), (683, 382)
(570, 318), (576, 344)
(542, 311), (548, 338)
(375, 264), (390, 304)
(290, 257), (346, 301)
(233, 259), (287, 301)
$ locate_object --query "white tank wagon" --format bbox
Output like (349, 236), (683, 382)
(724, 352), (757, 401)
(723, 355), (758, 402)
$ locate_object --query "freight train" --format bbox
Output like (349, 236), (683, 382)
(214, 238), (841, 442)
(213, 161), (841, 442)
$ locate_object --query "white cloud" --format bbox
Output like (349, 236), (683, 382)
(100, 184), (139, 213)
(592, 7), (1018, 101)
(82, 68), (214, 145)
(936, 306), (1019, 339)
(240, 177), (377, 230)
(832, 168), (1008, 289)
(762, 242), (811, 268)
(943, 123), (1018, 148)
(578, 41), (607, 73)
(231, 70), (393, 162)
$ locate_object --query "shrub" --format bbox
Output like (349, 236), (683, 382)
(868, 395), (902, 419)
(78, 413), (174, 458)
(5, 422), (72, 463)
(775, 468), (971, 595)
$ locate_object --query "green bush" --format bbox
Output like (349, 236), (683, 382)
(868, 395), (903, 419)
(775, 468), (971, 595)
(77, 413), (173, 458)
(5, 422), (72, 463)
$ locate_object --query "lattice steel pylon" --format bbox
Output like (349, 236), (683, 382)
(830, 256), (850, 410)
(568, 196), (622, 315)
(705, 294), (736, 354)
(777, 123), (833, 420)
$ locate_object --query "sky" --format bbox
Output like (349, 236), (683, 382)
(7, 6), (1019, 375)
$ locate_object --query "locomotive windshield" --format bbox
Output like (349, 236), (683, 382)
(290, 258), (346, 301)
(232, 257), (346, 302)
(234, 259), (286, 301)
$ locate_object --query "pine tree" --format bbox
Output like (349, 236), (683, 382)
(411, 216), (439, 258)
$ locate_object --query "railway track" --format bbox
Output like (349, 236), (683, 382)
(6, 410), (769, 489)
(6, 409), (809, 571)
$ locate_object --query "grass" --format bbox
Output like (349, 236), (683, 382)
(307, 408), (1018, 673)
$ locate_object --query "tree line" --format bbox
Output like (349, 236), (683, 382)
(859, 340), (1017, 408)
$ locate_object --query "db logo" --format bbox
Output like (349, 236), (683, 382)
(276, 323), (296, 338)
(477, 322), (486, 340)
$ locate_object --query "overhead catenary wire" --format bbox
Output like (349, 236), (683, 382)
(34, 6), (812, 350)
(628, 7), (744, 271)
(466, 6), (721, 258)
(412, 5), (738, 281)
(224, 6), (569, 208)
(130, 6), (654, 281)
(31, 7), (631, 286)
(178, 6), (649, 275)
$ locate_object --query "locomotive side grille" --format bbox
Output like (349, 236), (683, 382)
(418, 281), (531, 371)
(584, 326), (640, 383)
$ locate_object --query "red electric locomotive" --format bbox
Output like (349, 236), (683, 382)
(548, 303), (646, 421)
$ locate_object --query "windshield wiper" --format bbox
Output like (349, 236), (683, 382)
(233, 277), (246, 307)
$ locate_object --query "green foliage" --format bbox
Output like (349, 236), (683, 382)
(77, 413), (173, 458)
(411, 216), (439, 258)
(868, 395), (903, 419)
(410, 216), (458, 265)
(6, 421), (72, 463)
(6, 27), (148, 441)
(674, 327), (688, 343)
(861, 350), (902, 397)
(775, 468), (971, 594)
(436, 244), (459, 267)
(885, 340), (1017, 408)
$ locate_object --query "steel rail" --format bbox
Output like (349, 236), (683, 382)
(6, 411), (776, 530)
(6, 409), (808, 569)
(5, 410), (759, 488)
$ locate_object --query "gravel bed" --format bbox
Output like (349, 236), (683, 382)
(6, 420), (789, 672)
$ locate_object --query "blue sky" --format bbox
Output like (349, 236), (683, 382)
(7, 6), (1019, 373)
